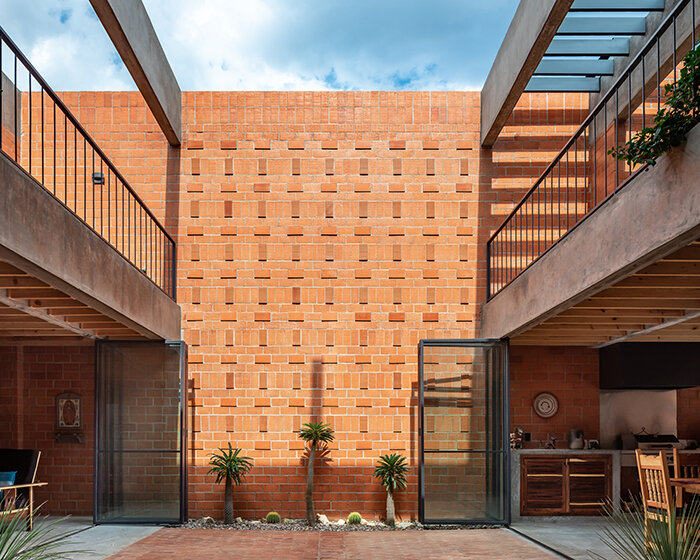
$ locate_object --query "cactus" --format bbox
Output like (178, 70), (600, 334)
(347, 512), (362, 525)
(266, 511), (281, 524)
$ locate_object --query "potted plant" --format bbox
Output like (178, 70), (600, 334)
(298, 422), (334, 525)
(207, 443), (253, 524)
(373, 452), (408, 526)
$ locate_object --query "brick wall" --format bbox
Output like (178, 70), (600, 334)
(0, 345), (94, 516)
(510, 346), (600, 447)
(46, 90), (589, 521)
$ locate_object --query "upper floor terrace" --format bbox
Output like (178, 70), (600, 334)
(0, 26), (180, 343)
(482, 0), (700, 346)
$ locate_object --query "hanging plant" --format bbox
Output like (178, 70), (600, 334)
(609, 45), (700, 167)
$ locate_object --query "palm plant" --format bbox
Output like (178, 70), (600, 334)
(373, 453), (408, 526)
(0, 509), (86, 560)
(299, 422), (334, 525)
(207, 443), (253, 524)
(591, 498), (700, 560)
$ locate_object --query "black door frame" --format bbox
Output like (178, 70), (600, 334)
(418, 338), (510, 525)
(93, 340), (188, 524)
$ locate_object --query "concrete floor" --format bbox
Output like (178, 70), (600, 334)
(33, 517), (161, 559)
(510, 517), (614, 560)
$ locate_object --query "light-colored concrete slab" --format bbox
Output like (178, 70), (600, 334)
(52, 523), (162, 559)
(511, 517), (614, 560)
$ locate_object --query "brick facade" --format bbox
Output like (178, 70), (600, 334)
(1, 90), (596, 520)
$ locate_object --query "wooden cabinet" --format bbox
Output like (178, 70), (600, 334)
(521, 455), (611, 515)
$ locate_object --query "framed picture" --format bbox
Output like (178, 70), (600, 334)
(55, 393), (83, 442)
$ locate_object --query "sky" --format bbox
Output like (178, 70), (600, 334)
(0, 0), (519, 91)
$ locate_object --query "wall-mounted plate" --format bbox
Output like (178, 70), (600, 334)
(533, 392), (559, 418)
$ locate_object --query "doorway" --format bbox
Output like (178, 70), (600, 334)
(419, 339), (509, 524)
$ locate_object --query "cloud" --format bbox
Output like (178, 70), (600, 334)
(0, 0), (134, 91)
(1, 0), (518, 91)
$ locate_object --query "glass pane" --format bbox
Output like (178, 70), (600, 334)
(97, 451), (181, 522)
(423, 452), (505, 522)
(421, 341), (508, 524)
(96, 341), (184, 524)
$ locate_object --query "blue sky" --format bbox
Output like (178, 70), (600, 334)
(0, 0), (518, 91)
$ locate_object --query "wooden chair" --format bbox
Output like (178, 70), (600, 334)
(636, 449), (676, 542)
(0, 449), (47, 530)
(672, 449), (700, 507)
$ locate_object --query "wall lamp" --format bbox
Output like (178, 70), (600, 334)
(92, 172), (104, 185)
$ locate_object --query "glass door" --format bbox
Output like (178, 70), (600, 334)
(419, 339), (509, 524)
(95, 341), (187, 524)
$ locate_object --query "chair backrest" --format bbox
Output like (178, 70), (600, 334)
(636, 449), (674, 517)
(673, 449), (700, 479)
(0, 449), (40, 485)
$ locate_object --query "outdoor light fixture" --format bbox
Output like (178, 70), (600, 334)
(92, 171), (104, 185)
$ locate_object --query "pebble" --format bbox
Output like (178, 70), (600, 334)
(182, 518), (496, 532)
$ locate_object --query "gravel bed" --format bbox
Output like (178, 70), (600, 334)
(181, 517), (497, 532)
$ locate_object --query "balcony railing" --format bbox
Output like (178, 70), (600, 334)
(0, 26), (176, 299)
(487, 0), (699, 300)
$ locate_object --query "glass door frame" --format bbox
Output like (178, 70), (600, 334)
(93, 340), (188, 525)
(418, 338), (510, 525)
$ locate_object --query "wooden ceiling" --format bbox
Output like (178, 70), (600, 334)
(0, 261), (148, 345)
(511, 240), (700, 347)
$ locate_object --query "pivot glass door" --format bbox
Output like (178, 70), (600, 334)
(95, 341), (187, 524)
(419, 339), (509, 524)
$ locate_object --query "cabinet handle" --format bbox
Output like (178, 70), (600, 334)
(568, 458), (588, 463)
(570, 473), (605, 478)
(526, 474), (563, 477)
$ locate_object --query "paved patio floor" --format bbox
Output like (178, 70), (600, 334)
(105, 528), (563, 560)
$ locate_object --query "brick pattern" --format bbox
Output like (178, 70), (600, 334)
(0, 346), (95, 516)
(510, 346), (600, 447)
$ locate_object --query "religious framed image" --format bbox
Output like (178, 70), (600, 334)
(55, 392), (83, 442)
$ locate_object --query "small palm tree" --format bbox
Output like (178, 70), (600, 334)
(208, 443), (253, 524)
(373, 453), (409, 526)
(299, 422), (334, 525)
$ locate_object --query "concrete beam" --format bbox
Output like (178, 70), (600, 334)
(89, 0), (182, 146)
(481, 122), (700, 339)
(0, 152), (181, 340)
(480, 0), (574, 147)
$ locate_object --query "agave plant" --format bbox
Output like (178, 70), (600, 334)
(373, 453), (408, 526)
(591, 498), (700, 560)
(0, 509), (86, 560)
(299, 422), (334, 525)
(208, 443), (253, 524)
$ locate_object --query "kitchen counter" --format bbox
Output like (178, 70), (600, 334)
(511, 450), (621, 519)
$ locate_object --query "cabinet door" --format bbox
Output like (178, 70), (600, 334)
(567, 456), (611, 514)
(521, 457), (566, 515)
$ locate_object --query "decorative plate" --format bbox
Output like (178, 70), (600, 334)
(533, 392), (559, 418)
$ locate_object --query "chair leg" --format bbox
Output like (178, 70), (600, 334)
(26, 487), (33, 531)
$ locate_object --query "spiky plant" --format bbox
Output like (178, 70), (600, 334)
(590, 498), (700, 560)
(373, 453), (409, 526)
(207, 443), (253, 524)
(0, 509), (86, 560)
(347, 512), (362, 525)
(298, 422), (334, 525)
(265, 511), (281, 524)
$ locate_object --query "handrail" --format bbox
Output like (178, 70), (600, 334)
(0, 25), (176, 299)
(487, 0), (698, 299)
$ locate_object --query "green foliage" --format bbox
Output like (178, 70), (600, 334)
(347, 512), (362, 525)
(0, 509), (86, 560)
(265, 511), (281, 524)
(207, 443), (254, 485)
(609, 45), (700, 167)
(591, 498), (700, 560)
(298, 422), (335, 445)
(373, 453), (409, 493)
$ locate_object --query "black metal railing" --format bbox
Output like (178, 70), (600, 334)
(0, 26), (176, 299)
(487, 0), (698, 299)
